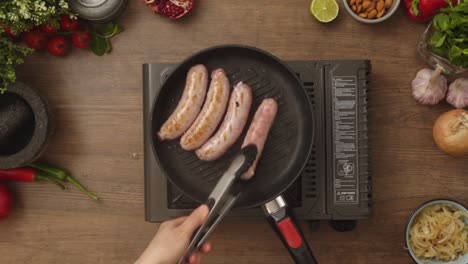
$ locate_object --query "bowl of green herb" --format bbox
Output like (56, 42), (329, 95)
(418, 2), (468, 75)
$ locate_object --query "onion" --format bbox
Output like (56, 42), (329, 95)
(433, 109), (468, 156)
(409, 204), (468, 261)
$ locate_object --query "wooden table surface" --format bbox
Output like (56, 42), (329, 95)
(1, 1), (467, 263)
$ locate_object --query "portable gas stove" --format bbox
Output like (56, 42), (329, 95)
(143, 60), (372, 228)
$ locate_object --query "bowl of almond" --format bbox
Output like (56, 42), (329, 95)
(343, 0), (400, 23)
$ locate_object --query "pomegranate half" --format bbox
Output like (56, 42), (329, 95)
(144, 0), (194, 19)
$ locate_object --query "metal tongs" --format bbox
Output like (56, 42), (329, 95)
(178, 145), (258, 264)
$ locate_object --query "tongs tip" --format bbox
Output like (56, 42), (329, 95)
(235, 145), (257, 177)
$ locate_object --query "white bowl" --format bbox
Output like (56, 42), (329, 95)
(405, 199), (468, 264)
(342, 0), (401, 24)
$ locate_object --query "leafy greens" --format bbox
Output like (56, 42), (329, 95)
(429, 2), (468, 68)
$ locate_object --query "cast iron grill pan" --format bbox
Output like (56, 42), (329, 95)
(150, 45), (314, 208)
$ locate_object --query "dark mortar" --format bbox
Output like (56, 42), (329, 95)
(0, 93), (35, 155)
(0, 82), (54, 169)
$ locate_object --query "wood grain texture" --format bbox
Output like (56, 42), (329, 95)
(1, 0), (467, 263)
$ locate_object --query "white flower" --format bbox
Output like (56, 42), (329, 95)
(1, 0), (71, 32)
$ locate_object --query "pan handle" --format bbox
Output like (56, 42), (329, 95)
(263, 196), (318, 264)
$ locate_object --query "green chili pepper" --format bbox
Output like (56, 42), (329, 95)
(38, 172), (66, 190)
(29, 161), (99, 200)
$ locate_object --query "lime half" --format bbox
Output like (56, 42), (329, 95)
(310, 0), (339, 23)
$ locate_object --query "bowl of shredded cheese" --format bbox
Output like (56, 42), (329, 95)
(406, 199), (468, 264)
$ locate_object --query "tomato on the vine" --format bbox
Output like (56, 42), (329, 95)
(59, 15), (79, 32)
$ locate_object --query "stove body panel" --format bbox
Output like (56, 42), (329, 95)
(143, 60), (371, 222)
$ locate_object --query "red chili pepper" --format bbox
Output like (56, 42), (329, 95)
(0, 168), (65, 189)
(403, 0), (457, 22)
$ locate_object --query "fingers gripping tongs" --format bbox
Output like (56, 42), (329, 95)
(178, 145), (258, 264)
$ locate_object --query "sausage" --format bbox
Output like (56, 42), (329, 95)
(180, 69), (231, 151)
(195, 82), (253, 161)
(158, 64), (209, 140)
(240, 98), (278, 180)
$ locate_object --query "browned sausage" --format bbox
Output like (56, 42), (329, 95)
(180, 69), (231, 151)
(158, 64), (209, 140)
(196, 82), (253, 161)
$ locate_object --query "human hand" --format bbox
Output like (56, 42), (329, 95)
(135, 205), (212, 264)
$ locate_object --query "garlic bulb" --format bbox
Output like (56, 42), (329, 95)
(411, 67), (447, 105)
(446, 78), (468, 109)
